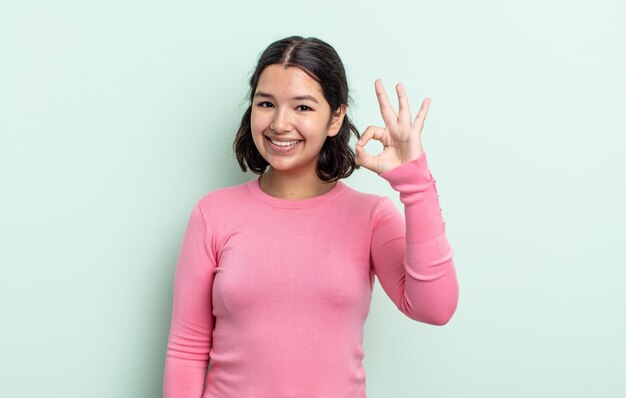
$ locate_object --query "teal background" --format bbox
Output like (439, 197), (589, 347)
(1, 1), (625, 397)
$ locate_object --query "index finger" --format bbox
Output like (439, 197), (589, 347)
(375, 79), (397, 126)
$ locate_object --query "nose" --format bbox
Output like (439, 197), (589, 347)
(270, 108), (293, 133)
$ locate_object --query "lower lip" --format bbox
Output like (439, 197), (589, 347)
(265, 136), (302, 152)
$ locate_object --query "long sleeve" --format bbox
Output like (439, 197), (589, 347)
(163, 203), (217, 397)
(371, 152), (459, 325)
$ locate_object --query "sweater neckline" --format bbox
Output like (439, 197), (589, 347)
(247, 176), (347, 209)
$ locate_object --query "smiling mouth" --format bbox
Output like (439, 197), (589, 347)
(265, 136), (303, 147)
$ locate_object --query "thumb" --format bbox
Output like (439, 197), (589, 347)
(355, 145), (374, 171)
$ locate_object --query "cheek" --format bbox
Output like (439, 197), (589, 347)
(300, 119), (328, 140)
(250, 129), (265, 150)
(250, 111), (269, 135)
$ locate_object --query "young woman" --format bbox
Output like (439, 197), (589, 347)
(163, 35), (459, 398)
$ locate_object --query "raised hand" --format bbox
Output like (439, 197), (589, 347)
(355, 79), (431, 175)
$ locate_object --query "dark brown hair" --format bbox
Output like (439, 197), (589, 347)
(232, 35), (361, 182)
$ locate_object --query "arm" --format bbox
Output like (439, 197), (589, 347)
(371, 152), (459, 325)
(163, 203), (217, 397)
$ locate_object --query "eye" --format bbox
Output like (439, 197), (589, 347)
(257, 101), (273, 108)
(296, 105), (312, 111)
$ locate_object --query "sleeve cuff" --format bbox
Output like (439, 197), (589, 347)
(379, 152), (433, 190)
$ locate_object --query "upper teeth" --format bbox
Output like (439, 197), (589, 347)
(270, 139), (300, 147)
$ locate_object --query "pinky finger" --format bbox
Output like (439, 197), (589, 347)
(412, 97), (431, 127)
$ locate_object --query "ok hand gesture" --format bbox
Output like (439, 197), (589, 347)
(355, 80), (431, 175)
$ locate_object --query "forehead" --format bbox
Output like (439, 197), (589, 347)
(256, 64), (323, 95)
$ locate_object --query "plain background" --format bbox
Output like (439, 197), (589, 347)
(1, 1), (625, 397)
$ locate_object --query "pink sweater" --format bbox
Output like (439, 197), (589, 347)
(163, 152), (459, 398)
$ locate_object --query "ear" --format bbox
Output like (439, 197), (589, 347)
(327, 104), (347, 138)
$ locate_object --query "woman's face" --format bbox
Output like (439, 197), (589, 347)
(250, 64), (345, 177)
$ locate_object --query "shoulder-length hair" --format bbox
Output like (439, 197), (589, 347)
(232, 35), (361, 182)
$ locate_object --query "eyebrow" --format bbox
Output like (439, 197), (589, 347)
(254, 91), (320, 104)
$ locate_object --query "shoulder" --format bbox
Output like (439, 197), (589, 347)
(339, 181), (396, 218)
(194, 179), (251, 218)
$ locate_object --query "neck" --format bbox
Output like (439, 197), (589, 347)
(259, 168), (337, 200)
